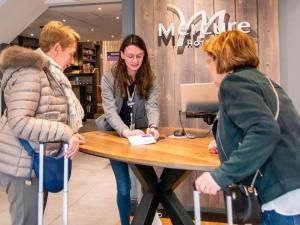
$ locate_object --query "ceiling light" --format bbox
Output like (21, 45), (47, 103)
(91, 28), (94, 32)
(30, 33), (34, 37)
(116, 16), (120, 20)
(87, 40), (90, 42)
(98, 7), (102, 10)
(111, 35), (114, 38)
(62, 19), (66, 23)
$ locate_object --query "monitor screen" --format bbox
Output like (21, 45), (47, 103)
(180, 82), (219, 113)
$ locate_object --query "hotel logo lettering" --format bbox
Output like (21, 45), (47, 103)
(158, 4), (251, 50)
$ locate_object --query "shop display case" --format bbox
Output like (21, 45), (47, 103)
(77, 42), (100, 71)
(66, 73), (97, 120)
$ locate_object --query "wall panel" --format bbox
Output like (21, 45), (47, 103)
(173, 0), (195, 130)
(194, 0), (214, 131)
(153, 0), (176, 127)
(235, 0), (258, 38)
(258, 0), (280, 82)
(135, 0), (155, 70)
(135, 0), (279, 126)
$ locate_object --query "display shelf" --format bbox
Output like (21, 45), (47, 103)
(66, 73), (97, 120)
(77, 42), (100, 69)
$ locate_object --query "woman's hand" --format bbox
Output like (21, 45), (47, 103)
(208, 140), (218, 154)
(76, 133), (86, 144)
(146, 127), (160, 140)
(195, 172), (221, 195)
(122, 129), (145, 138)
(66, 133), (86, 159)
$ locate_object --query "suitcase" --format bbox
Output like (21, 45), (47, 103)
(38, 143), (69, 225)
(193, 189), (234, 225)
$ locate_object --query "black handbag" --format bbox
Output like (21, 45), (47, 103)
(19, 138), (72, 193)
(224, 180), (263, 224)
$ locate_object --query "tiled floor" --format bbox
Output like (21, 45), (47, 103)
(0, 152), (119, 225)
(0, 120), (120, 225)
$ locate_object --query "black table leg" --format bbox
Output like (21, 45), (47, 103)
(158, 169), (194, 225)
(129, 164), (159, 225)
(129, 164), (193, 225)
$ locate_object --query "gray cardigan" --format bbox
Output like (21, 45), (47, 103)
(96, 72), (160, 136)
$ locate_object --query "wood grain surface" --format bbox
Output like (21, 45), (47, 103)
(80, 127), (219, 171)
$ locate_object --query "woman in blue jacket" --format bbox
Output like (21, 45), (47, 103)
(96, 34), (160, 225)
(195, 30), (300, 225)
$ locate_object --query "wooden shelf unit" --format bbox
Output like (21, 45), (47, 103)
(76, 42), (102, 118)
(66, 73), (97, 120)
(77, 42), (100, 70)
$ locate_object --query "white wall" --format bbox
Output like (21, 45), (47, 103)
(279, 0), (300, 112)
(0, 0), (48, 43)
(0, 0), (119, 44)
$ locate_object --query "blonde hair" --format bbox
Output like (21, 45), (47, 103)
(202, 30), (259, 74)
(39, 21), (80, 53)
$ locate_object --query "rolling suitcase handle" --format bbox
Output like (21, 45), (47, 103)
(224, 188), (234, 225)
(193, 183), (234, 225)
(38, 143), (69, 225)
(193, 183), (202, 225)
(38, 143), (44, 225)
(63, 143), (69, 225)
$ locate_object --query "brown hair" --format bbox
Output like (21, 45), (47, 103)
(202, 30), (259, 74)
(112, 34), (154, 99)
(39, 21), (80, 53)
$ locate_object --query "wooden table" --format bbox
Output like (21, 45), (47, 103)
(80, 128), (220, 225)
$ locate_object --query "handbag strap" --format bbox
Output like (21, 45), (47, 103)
(18, 138), (36, 186)
(18, 138), (35, 155)
(250, 77), (280, 188)
(267, 78), (280, 121)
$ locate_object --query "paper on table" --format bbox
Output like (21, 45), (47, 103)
(128, 134), (156, 146)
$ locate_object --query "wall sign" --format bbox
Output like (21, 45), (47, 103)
(158, 4), (251, 52)
(107, 52), (120, 61)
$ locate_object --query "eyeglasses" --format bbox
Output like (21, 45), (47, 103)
(124, 53), (144, 61)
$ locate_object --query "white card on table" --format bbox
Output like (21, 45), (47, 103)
(128, 134), (156, 146)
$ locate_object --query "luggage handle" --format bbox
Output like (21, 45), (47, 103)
(223, 187), (234, 225)
(193, 182), (234, 225)
(193, 182), (202, 225)
(38, 143), (69, 225)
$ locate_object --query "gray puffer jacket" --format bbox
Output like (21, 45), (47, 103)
(0, 46), (73, 177)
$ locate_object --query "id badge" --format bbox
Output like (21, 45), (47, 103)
(127, 100), (135, 107)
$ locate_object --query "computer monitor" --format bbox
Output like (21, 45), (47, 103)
(180, 82), (219, 113)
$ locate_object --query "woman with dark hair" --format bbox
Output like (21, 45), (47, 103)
(96, 34), (160, 225)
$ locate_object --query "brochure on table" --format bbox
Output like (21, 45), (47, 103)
(128, 134), (156, 146)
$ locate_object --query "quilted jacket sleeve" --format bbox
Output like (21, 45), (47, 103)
(6, 67), (73, 142)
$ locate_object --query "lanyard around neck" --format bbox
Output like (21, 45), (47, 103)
(126, 85), (136, 130)
(126, 85), (136, 108)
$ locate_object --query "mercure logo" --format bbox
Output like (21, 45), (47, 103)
(158, 4), (251, 53)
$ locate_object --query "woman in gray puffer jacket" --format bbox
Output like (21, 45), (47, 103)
(0, 21), (85, 225)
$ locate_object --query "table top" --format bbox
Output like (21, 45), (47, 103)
(80, 127), (220, 171)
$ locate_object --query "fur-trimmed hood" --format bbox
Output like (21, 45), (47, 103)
(0, 46), (48, 90)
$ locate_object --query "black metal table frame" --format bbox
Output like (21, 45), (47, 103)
(129, 164), (194, 225)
